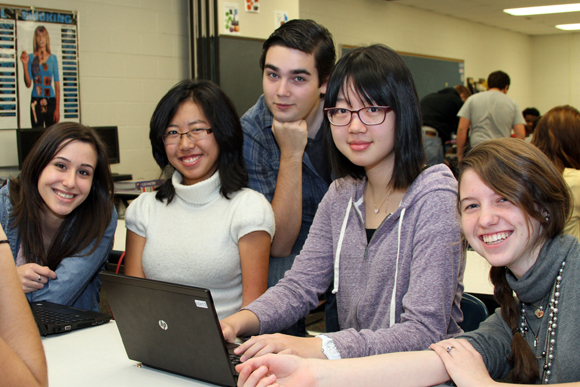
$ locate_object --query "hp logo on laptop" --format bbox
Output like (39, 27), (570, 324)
(158, 320), (168, 330)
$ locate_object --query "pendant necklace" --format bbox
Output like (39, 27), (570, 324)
(371, 185), (394, 214)
(531, 301), (545, 319)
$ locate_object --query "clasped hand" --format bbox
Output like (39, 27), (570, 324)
(271, 118), (308, 158)
(16, 263), (57, 293)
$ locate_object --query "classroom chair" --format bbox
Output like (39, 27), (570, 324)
(459, 292), (489, 332)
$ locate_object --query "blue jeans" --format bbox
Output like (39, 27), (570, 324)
(422, 127), (444, 167)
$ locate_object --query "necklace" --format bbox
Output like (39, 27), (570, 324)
(370, 185), (394, 214)
(531, 302), (545, 318)
(519, 260), (565, 384)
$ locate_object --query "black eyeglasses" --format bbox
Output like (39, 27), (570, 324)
(162, 128), (213, 145)
(324, 106), (392, 126)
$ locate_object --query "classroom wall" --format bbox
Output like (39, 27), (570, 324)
(1, 0), (190, 180)
(300, 0), (534, 110)
(218, 0), (299, 39)
(531, 33), (580, 114)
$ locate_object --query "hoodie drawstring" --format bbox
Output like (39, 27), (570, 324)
(389, 207), (406, 327)
(332, 197), (353, 294)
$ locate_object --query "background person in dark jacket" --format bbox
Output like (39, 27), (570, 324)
(421, 85), (470, 166)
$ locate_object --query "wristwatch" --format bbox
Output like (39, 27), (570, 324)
(317, 334), (341, 360)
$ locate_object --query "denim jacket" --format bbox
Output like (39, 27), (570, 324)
(0, 182), (117, 312)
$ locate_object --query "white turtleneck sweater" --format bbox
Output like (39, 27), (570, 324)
(125, 171), (275, 320)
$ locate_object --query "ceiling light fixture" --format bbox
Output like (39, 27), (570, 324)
(556, 23), (580, 30)
(504, 3), (580, 16)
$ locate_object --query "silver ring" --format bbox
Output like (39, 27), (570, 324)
(446, 346), (453, 352)
(38, 275), (41, 282)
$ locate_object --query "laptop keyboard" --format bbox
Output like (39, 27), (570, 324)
(31, 304), (85, 325)
(228, 350), (242, 367)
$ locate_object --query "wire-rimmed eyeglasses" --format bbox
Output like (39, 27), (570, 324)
(324, 106), (392, 126)
(162, 128), (213, 145)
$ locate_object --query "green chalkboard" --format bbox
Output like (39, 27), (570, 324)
(341, 46), (464, 100)
(217, 38), (465, 117)
(218, 35), (265, 117)
(400, 53), (464, 100)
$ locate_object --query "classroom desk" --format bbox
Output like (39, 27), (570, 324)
(463, 250), (493, 295)
(113, 219), (126, 251)
(42, 321), (218, 387)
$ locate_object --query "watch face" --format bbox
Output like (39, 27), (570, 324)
(320, 335), (341, 359)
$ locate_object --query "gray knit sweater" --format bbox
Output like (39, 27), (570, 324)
(245, 164), (464, 358)
(461, 234), (580, 383)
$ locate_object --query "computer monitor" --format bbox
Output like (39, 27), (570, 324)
(16, 125), (121, 170)
(17, 128), (46, 170)
(93, 126), (120, 165)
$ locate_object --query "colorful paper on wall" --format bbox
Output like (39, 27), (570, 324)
(224, 3), (240, 34)
(275, 11), (288, 28)
(245, 0), (259, 13)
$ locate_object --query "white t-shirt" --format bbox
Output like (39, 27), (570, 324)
(125, 171), (275, 319)
(457, 90), (525, 148)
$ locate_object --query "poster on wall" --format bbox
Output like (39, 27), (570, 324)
(16, 8), (80, 129)
(224, 3), (240, 34)
(0, 9), (17, 129)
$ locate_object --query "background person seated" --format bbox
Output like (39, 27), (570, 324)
(532, 105), (580, 239)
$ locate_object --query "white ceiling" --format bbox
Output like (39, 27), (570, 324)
(388, 0), (580, 35)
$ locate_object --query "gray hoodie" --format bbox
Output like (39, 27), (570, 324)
(246, 164), (465, 358)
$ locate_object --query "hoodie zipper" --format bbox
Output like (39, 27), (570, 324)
(352, 205), (393, 330)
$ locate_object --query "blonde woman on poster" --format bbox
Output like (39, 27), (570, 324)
(20, 25), (60, 128)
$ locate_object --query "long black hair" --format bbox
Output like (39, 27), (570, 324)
(149, 79), (247, 203)
(324, 44), (424, 189)
(9, 122), (114, 270)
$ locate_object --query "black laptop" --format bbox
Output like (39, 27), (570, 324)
(30, 300), (112, 336)
(100, 272), (241, 387)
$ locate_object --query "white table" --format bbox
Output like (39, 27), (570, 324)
(463, 250), (493, 295)
(42, 321), (218, 387)
(113, 219), (126, 252)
